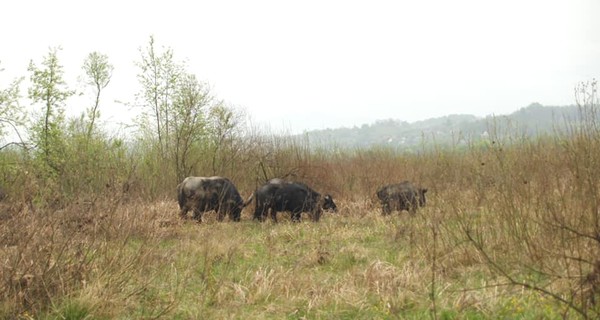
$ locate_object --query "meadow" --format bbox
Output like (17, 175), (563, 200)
(1, 41), (599, 319)
(2, 109), (600, 320)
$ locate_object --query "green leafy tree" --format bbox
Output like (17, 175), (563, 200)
(172, 72), (211, 181)
(82, 51), (113, 139)
(207, 103), (244, 175)
(0, 61), (25, 150)
(52, 52), (120, 198)
(27, 47), (75, 174)
(136, 36), (235, 187)
(136, 36), (182, 159)
(135, 36), (247, 190)
(0, 61), (27, 203)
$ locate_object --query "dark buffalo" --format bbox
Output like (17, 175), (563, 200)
(177, 176), (244, 222)
(376, 181), (428, 215)
(245, 180), (337, 222)
(242, 179), (290, 221)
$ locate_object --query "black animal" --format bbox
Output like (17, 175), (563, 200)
(245, 180), (337, 222)
(243, 179), (288, 221)
(177, 176), (245, 222)
(376, 181), (428, 215)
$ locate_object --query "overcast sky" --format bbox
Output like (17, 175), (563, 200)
(1, 0), (599, 134)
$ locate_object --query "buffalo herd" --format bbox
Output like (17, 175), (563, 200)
(177, 176), (427, 223)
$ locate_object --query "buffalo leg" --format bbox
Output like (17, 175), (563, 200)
(406, 199), (418, 215)
(231, 210), (241, 222)
(408, 206), (418, 216)
(254, 205), (267, 222)
(311, 210), (321, 222)
(253, 207), (262, 221)
(229, 205), (241, 222)
(382, 203), (392, 215)
(192, 208), (203, 223)
(291, 211), (301, 223)
(179, 206), (190, 219)
(216, 208), (226, 222)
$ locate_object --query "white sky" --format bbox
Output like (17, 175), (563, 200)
(1, 0), (599, 134)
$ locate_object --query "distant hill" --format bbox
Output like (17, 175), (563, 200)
(299, 103), (588, 150)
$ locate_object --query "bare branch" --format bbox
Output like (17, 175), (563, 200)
(464, 229), (590, 318)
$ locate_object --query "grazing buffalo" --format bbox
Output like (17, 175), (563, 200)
(177, 176), (244, 222)
(245, 180), (337, 222)
(376, 181), (428, 215)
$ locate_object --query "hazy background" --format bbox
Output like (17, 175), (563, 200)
(2, 0), (599, 134)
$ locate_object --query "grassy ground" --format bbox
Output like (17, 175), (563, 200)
(1, 197), (577, 319)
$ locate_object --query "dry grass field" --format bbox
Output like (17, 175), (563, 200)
(1, 42), (597, 319)
(2, 116), (600, 319)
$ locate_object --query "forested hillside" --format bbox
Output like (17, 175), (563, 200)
(302, 103), (584, 150)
